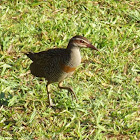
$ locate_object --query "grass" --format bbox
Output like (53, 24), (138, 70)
(0, 0), (140, 139)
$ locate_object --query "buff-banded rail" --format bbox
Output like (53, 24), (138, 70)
(26, 35), (98, 106)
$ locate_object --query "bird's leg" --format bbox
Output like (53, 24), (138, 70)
(58, 81), (78, 102)
(46, 83), (55, 107)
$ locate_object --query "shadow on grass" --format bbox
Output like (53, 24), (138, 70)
(0, 92), (13, 106)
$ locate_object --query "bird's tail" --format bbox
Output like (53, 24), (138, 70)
(25, 52), (35, 61)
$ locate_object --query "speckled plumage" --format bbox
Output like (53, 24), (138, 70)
(26, 48), (80, 83)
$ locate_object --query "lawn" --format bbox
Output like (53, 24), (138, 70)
(0, 0), (140, 139)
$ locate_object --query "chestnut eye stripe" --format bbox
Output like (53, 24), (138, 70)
(74, 39), (86, 44)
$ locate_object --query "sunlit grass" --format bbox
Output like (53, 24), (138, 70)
(0, 0), (140, 139)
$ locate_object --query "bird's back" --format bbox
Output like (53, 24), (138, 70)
(26, 48), (68, 62)
(26, 48), (71, 82)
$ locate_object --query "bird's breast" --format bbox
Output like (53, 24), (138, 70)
(59, 48), (81, 73)
(60, 63), (76, 73)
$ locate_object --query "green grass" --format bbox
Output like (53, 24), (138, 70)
(0, 0), (140, 139)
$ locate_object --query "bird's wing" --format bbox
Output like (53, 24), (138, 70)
(26, 48), (67, 64)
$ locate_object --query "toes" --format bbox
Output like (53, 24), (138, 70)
(49, 103), (56, 107)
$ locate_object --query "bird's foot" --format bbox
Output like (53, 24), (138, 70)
(68, 88), (78, 102)
(49, 102), (56, 107)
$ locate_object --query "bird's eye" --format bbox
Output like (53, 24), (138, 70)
(80, 40), (84, 43)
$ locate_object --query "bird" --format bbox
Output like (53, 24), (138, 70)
(26, 35), (98, 106)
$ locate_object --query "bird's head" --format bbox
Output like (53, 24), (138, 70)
(67, 35), (98, 51)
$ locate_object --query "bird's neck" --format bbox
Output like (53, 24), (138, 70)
(66, 44), (81, 67)
(67, 42), (81, 50)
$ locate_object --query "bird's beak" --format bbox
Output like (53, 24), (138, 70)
(87, 44), (98, 51)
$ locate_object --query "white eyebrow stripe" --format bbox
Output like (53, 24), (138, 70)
(75, 38), (89, 44)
